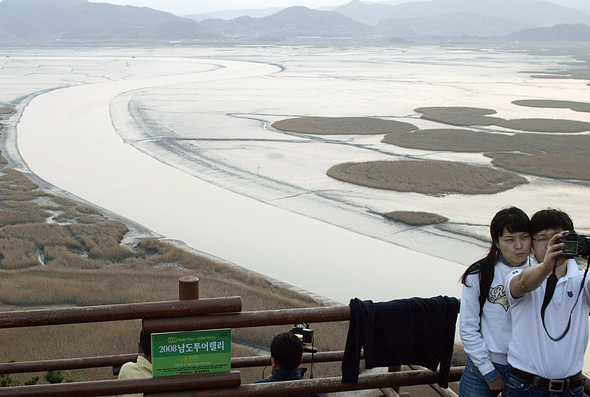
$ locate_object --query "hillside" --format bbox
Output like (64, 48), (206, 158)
(377, 12), (533, 37)
(199, 6), (374, 40)
(0, 0), (213, 41)
(184, 7), (284, 22)
(508, 23), (590, 41)
(1, 0), (589, 43)
(375, 0), (590, 26)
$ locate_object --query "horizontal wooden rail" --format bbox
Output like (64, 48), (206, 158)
(231, 350), (346, 368)
(0, 354), (140, 375)
(0, 297), (242, 329)
(1, 350), (347, 375)
(0, 371), (241, 397)
(409, 365), (458, 397)
(145, 367), (465, 397)
(380, 388), (409, 397)
(143, 305), (351, 333)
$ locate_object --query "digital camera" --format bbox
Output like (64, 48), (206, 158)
(558, 231), (590, 258)
(291, 323), (314, 345)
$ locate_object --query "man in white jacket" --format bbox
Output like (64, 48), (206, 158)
(505, 209), (589, 397)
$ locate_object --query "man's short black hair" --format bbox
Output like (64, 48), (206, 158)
(140, 330), (151, 358)
(270, 332), (303, 370)
(530, 208), (574, 236)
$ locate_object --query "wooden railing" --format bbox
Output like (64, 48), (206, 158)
(2, 276), (579, 397)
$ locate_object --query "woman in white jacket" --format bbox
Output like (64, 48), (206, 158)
(459, 207), (532, 397)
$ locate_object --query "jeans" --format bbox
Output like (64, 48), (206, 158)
(459, 356), (508, 397)
(503, 371), (585, 397)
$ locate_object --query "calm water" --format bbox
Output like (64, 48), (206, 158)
(4, 44), (590, 306)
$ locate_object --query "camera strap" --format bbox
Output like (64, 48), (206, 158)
(541, 258), (589, 341)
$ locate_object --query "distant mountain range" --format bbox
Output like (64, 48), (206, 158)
(198, 6), (373, 40)
(336, 0), (590, 27)
(1, 0), (589, 43)
(0, 0), (216, 41)
(185, 8), (285, 22)
(509, 23), (590, 40)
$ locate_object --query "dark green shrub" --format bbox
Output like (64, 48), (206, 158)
(44, 370), (63, 384)
(24, 376), (39, 385)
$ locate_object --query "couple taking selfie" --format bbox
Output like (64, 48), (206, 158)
(459, 207), (589, 397)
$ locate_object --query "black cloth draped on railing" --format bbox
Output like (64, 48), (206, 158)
(341, 296), (460, 387)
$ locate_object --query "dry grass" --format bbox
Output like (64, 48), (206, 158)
(512, 99), (590, 113)
(382, 128), (590, 155)
(497, 118), (590, 133)
(0, 238), (37, 269)
(0, 201), (49, 226)
(272, 106), (590, 194)
(0, 144), (350, 385)
(273, 109), (590, 197)
(1, 223), (82, 247)
(382, 128), (508, 153)
(327, 159), (528, 196)
(414, 107), (502, 127)
(1, 321), (140, 384)
(272, 116), (417, 135)
(487, 153), (590, 181)
(415, 106), (590, 132)
(0, 263), (349, 382)
(0, 169), (45, 201)
(67, 222), (134, 260)
(382, 127), (590, 180)
(384, 211), (449, 226)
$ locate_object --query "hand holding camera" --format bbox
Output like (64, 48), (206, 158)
(557, 231), (590, 258)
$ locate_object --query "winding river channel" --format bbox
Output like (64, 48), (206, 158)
(14, 53), (469, 304)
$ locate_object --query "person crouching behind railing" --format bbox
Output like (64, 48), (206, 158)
(118, 330), (152, 397)
(256, 332), (325, 397)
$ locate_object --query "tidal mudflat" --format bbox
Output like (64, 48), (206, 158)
(4, 44), (590, 305)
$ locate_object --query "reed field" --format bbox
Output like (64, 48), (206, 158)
(415, 105), (590, 132)
(327, 160), (528, 196)
(0, 116), (352, 386)
(512, 99), (590, 113)
(272, 116), (417, 135)
(382, 126), (590, 155)
(269, 103), (590, 232)
(383, 211), (449, 226)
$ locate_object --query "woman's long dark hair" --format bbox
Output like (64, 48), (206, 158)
(461, 206), (530, 317)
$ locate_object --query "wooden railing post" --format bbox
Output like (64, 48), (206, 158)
(389, 366), (402, 393)
(179, 276), (199, 300)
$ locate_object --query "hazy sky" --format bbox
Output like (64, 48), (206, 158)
(89, 0), (588, 16)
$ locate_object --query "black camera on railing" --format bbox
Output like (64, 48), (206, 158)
(558, 231), (590, 258)
(291, 323), (314, 345)
(291, 323), (316, 353)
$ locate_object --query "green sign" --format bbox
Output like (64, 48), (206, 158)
(151, 329), (231, 377)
